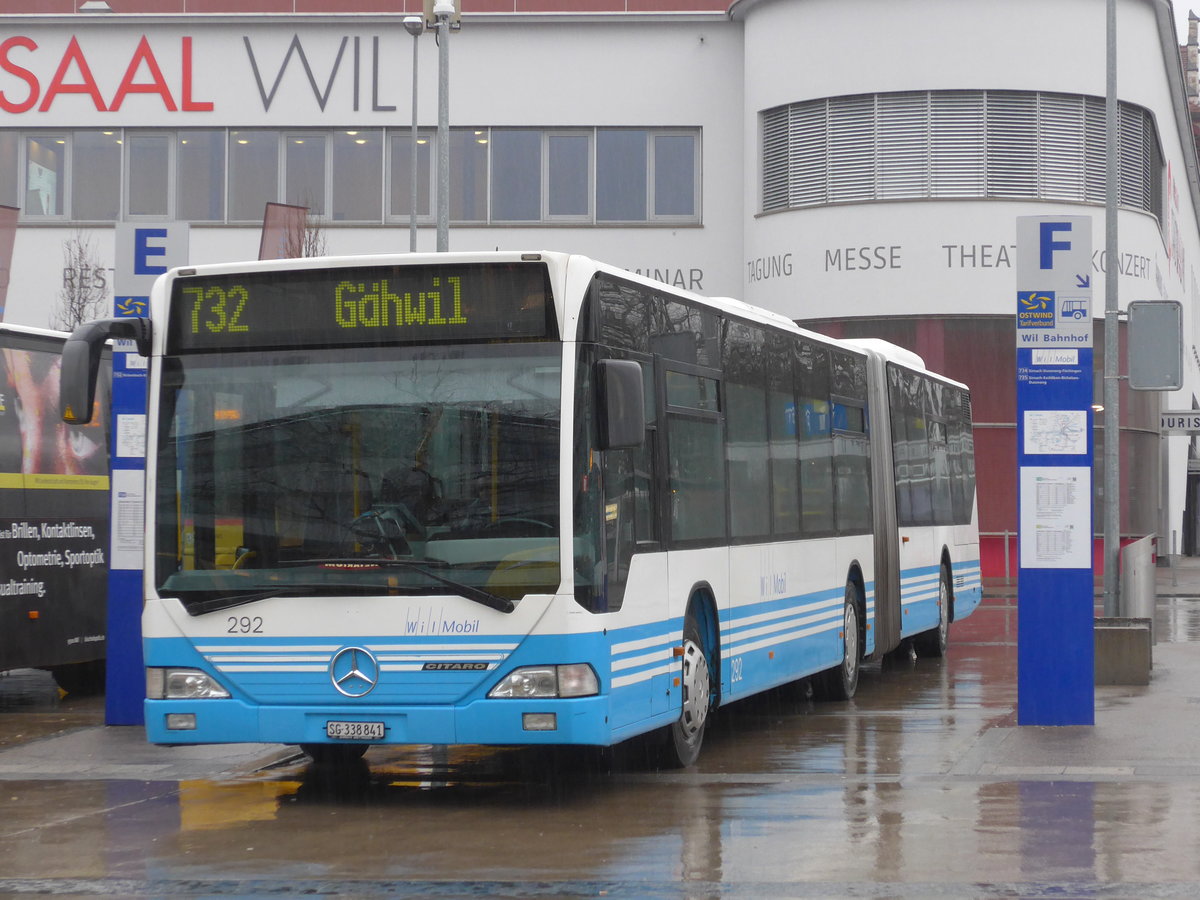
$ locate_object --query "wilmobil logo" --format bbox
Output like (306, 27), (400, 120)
(1018, 291), (1056, 328)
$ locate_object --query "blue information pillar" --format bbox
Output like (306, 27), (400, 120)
(106, 224), (188, 725)
(1015, 216), (1095, 726)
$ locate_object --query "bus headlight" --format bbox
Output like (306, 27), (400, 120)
(146, 667), (231, 700)
(488, 664), (599, 699)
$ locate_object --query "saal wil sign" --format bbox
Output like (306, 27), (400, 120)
(0, 27), (417, 125)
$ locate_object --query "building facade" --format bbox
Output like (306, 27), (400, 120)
(0, 0), (1197, 572)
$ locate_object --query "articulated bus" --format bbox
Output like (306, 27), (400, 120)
(61, 251), (980, 766)
(1, 323), (110, 693)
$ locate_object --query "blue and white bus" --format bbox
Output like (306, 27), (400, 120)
(61, 251), (980, 766)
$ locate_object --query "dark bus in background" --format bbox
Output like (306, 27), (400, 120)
(0, 324), (110, 694)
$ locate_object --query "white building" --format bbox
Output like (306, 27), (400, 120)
(0, 0), (1197, 572)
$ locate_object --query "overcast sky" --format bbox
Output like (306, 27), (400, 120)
(1178, 4), (1196, 42)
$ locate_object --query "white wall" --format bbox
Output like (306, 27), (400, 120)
(737, 0), (1200, 544)
(0, 16), (746, 328)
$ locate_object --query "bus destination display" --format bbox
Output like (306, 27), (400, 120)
(166, 262), (553, 353)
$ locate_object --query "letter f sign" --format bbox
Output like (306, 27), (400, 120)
(1039, 221), (1072, 270)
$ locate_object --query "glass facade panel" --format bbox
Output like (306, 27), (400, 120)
(0, 132), (18, 208)
(389, 131), (432, 219)
(491, 129), (541, 222)
(597, 129), (647, 222)
(128, 134), (170, 217)
(331, 130), (381, 222)
(653, 133), (695, 217)
(228, 131), (278, 221)
(25, 136), (65, 217)
(548, 133), (589, 217)
(285, 134), (326, 215)
(450, 129), (488, 221)
(177, 131), (225, 222)
(71, 131), (121, 221)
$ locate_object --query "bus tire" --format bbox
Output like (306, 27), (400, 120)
(814, 581), (861, 702)
(657, 610), (712, 768)
(914, 563), (951, 658)
(301, 743), (370, 767)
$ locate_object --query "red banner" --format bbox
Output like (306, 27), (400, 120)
(258, 202), (307, 260)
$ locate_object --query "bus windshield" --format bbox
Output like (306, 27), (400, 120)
(154, 342), (562, 612)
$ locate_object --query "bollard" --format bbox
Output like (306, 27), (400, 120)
(1094, 617), (1152, 684)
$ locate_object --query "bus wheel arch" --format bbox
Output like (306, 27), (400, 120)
(941, 548), (956, 622)
(657, 586), (719, 768)
(814, 566), (865, 701)
(914, 553), (953, 658)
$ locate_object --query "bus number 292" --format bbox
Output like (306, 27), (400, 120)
(227, 616), (264, 634)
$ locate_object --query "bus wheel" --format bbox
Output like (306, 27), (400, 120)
(814, 581), (861, 701)
(301, 743), (370, 767)
(915, 564), (951, 658)
(658, 612), (712, 768)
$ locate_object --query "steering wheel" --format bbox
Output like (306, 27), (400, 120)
(348, 509), (411, 558)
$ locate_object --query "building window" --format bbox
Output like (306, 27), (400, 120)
(491, 128), (541, 222)
(762, 90), (1164, 220)
(450, 128), (488, 222)
(127, 134), (171, 218)
(547, 132), (590, 219)
(9, 125), (700, 227)
(72, 131), (121, 221)
(332, 129), (381, 222)
(24, 135), (64, 217)
(388, 129), (432, 221)
(284, 133), (326, 216)
(177, 131), (225, 222)
(597, 129), (647, 222)
(228, 131), (278, 222)
(0, 133), (18, 209)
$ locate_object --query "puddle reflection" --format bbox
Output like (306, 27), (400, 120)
(17, 591), (1200, 888)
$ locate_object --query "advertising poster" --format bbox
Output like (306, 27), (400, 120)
(0, 341), (110, 672)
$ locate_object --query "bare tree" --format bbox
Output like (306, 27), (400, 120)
(51, 230), (108, 332)
(285, 204), (328, 259)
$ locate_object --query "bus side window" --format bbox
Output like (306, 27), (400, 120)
(797, 341), (834, 535)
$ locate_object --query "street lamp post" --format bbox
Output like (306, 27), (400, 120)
(434, 0), (453, 252)
(402, 15), (424, 253)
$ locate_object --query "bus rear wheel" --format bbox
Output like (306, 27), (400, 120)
(814, 581), (861, 702)
(657, 612), (712, 768)
(914, 564), (951, 658)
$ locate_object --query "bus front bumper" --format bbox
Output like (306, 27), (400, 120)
(144, 695), (618, 748)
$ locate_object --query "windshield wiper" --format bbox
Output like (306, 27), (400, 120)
(171, 583), (380, 616)
(277, 559), (516, 613)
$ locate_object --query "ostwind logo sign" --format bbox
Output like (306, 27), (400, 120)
(1017, 291), (1056, 329)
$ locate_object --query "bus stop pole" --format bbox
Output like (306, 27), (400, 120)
(1103, 0), (1120, 617)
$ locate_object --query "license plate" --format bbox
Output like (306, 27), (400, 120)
(325, 720), (385, 740)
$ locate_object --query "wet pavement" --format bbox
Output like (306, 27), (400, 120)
(2, 563), (1200, 897)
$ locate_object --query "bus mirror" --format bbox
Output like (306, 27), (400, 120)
(596, 359), (645, 450)
(60, 317), (152, 425)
